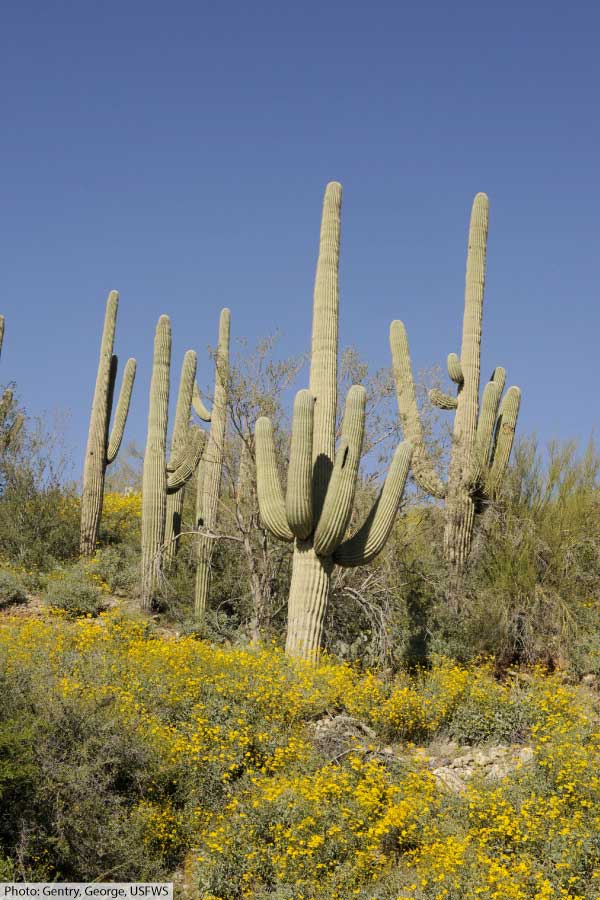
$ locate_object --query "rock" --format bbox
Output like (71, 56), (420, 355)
(433, 768), (468, 793)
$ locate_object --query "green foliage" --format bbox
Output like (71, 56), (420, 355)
(44, 565), (105, 617)
(0, 569), (28, 607)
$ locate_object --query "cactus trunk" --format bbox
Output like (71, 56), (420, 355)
(141, 316), (171, 609)
(164, 350), (198, 566)
(285, 542), (333, 663)
(194, 308), (230, 618)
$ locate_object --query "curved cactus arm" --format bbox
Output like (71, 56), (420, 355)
(447, 353), (464, 385)
(255, 417), (294, 542)
(313, 384), (366, 557)
(486, 386), (521, 497)
(334, 441), (413, 567)
(167, 427), (205, 493)
(467, 379), (502, 487)
(390, 320), (446, 499)
(286, 390), (315, 540)
(192, 382), (212, 422)
(429, 389), (458, 410)
(106, 357), (137, 464)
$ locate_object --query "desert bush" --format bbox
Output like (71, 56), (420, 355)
(89, 544), (139, 596)
(0, 569), (28, 607)
(44, 564), (105, 617)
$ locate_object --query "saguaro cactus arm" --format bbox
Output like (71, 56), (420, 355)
(167, 427), (206, 492)
(313, 385), (366, 556)
(390, 320), (447, 499)
(333, 441), (413, 567)
(429, 389), (458, 410)
(487, 386), (521, 495)
(255, 417), (294, 542)
(447, 353), (464, 385)
(285, 390), (314, 540)
(106, 357), (137, 463)
(192, 382), (212, 422)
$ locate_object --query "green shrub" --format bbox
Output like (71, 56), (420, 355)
(44, 566), (104, 617)
(90, 545), (139, 596)
(0, 569), (28, 607)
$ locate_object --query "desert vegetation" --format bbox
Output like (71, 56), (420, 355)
(0, 185), (599, 897)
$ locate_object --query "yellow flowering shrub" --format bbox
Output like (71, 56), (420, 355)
(0, 612), (599, 896)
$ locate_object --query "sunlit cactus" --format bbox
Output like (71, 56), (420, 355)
(255, 183), (413, 663)
(141, 316), (205, 609)
(195, 308), (230, 618)
(391, 193), (521, 574)
(0, 317), (24, 453)
(80, 292), (136, 556)
(163, 350), (200, 566)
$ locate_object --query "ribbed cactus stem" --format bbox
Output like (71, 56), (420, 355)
(447, 353), (463, 385)
(488, 386), (521, 496)
(429, 389), (458, 410)
(286, 390), (314, 540)
(390, 320), (447, 499)
(285, 542), (333, 663)
(141, 315), (171, 609)
(195, 308), (231, 618)
(313, 385), (366, 556)
(310, 181), (341, 521)
(164, 350), (198, 565)
(192, 382), (212, 422)
(167, 426), (206, 492)
(453, 192), (489, 465)
(80, 291), (136, 556)
(0, 316), (5, 358)
(255, 418), (294, 541)
(334, 441), (413, 566)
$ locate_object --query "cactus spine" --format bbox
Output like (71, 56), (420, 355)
(80, 291), (136, 556)
(194, 308), (230, 618)
(141, 316), (205, 609)
(391, 193), (521, 574)
(255, 183), (413, 663)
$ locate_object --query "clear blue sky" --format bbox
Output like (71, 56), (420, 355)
(1, 1), (597, 478)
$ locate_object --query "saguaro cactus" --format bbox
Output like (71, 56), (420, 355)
(141, 316), (205, 609)
(80, 291), (136, 556)
(0, 317), (25, 451)
(255, 183), (413, 663)
(391, 193), (521, 574)
(195, 308), (230, 618)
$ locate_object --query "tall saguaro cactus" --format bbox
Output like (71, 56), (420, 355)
(80, 291), (136, 556)
(255, 183), (413, 663)
(141, 316), (205, 609)
(391, 193), (521, 574)
(195, 308), (230, 618)
(0, 316), (25, 451)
